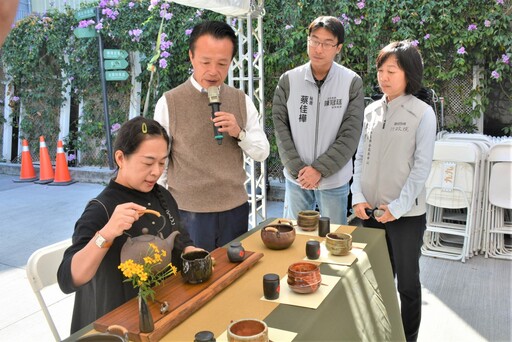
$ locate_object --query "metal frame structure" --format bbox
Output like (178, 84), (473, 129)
(227, 0), (266, 228)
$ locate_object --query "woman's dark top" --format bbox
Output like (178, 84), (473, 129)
(57, 180), (193, 333)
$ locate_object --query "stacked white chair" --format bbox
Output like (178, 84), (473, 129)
(484, 141), (512, 259)
(441, 134), (491, 254)
(421, 140), (483, 262)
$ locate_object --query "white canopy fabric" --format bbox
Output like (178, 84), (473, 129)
(169, 0), (251, 16)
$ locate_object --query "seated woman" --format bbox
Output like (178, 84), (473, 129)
(58, 116), (201, 333)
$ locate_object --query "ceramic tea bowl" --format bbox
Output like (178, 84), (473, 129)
(297, 210), (320, 231)
(260, 223), (296, 250)
(287, 261), (322, 294)
(181, 250), (213, 284)
(227, 318), (269, 342)
(325, 232), (353, 256)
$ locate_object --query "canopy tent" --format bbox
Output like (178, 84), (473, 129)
(166, 0), (267, 228)
(169, 0), (252, 16)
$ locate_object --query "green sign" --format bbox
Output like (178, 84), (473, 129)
(103, 49), (129, 60)
(105, 71), (129, 81)
(104, 59), (129, 70)
(75, 8), (96, 21)
(73, 27), (97, 39)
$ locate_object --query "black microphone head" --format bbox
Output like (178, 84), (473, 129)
(207, 86), (220, 104)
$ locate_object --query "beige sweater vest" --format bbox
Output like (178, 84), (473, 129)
(164, 80), (247, 212)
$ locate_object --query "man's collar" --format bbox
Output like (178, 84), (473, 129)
(190, 75), (204, 92)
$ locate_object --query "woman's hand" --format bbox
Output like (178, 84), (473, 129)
(100, 202), (147, 242)
(375, 204), (397, 224)
(353, 202), (372, 220)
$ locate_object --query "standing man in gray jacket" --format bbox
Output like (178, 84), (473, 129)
(272, 16), (364, 225)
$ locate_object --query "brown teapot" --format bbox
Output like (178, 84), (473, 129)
(120, 209), (180, 273)
(260, 219), (296, 250)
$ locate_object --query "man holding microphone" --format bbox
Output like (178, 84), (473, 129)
(154, 20), (269, 251)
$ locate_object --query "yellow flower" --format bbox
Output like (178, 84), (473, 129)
(118, 242), (177, 302)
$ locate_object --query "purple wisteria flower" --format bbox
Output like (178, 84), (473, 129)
(392, 16), (401, 24)
(128, 2), (135, 8)
(161, 51), (170, 58)
(231, 18), (237, 26)
(111, 122), (121, 133)
(160, 10), (172, 20)
(148, 0), (159, 11)
(348, 43), (354, 48)
(467, 24), (477, 31)
(502, 54), (510, 64)
(411, 40), (419, 47)
(339, 13), (350, 25)
(78, 19), (95, 28)
(357, 1), (365, 9)
(159, 59), (167, 69)
(496, 0), (503, 4)
(67, 153), (76, 162)
(491, 70), (500, 79)
(12, 96), (19, 102)
(185, 28), (193, 36)
(160, 39), (172, 50)
(484, 20), (491, 27)
(160, 2), (170, 10)
(285, 25), (293, 30)
(457, 47), (466, 55)
(129, 28), (143, 42)
(195, 10), (203, 17)
(354, 18), (362, 25)
(424, 33), (430, 40)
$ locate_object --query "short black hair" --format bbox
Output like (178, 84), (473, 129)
(189, 20), (237, 59)
(308, 16), (345, 45)
(376, 41), (424, 95)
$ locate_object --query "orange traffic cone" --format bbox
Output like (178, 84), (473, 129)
(49, 140), (77, 186)
(34, 136), (54, 184)
(13, 139), (37, 183)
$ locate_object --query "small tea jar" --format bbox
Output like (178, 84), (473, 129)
(227, 241), (245, 262)
(194, 330), (216, 342)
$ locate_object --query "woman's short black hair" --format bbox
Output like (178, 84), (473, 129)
(376, 41), (424, 94)
(308, 16), (345, 45)
(113, 116), (170, 167)
(189, 20), (237, 59)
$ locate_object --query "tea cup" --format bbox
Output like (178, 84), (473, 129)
(181, 250), (213, 284)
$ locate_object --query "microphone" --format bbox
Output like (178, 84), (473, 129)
(207, 86), (223, 145)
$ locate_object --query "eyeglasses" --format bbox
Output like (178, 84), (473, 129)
(307, 38), (339, 50)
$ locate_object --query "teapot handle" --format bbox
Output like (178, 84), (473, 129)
(277, 219), (294, 226)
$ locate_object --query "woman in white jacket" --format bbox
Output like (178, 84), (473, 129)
(351, 41), (436, 342)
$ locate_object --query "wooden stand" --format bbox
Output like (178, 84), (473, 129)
(94, 248), (264, 342)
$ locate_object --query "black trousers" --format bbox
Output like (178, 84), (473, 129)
(179, 202), (250, 252)
(363, 214), (426, 342)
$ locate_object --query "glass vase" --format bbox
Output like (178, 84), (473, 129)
(138, 295), (154, 333)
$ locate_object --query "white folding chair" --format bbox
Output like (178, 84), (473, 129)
(421, 141), (481, 262)
(26, 239), (72, 341)
(485, 142), (512, 259)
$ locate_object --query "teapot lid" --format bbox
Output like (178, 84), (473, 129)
(230, 241), (242, 247)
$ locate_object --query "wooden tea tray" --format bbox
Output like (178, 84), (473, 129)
(94, 248), (264, 342)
